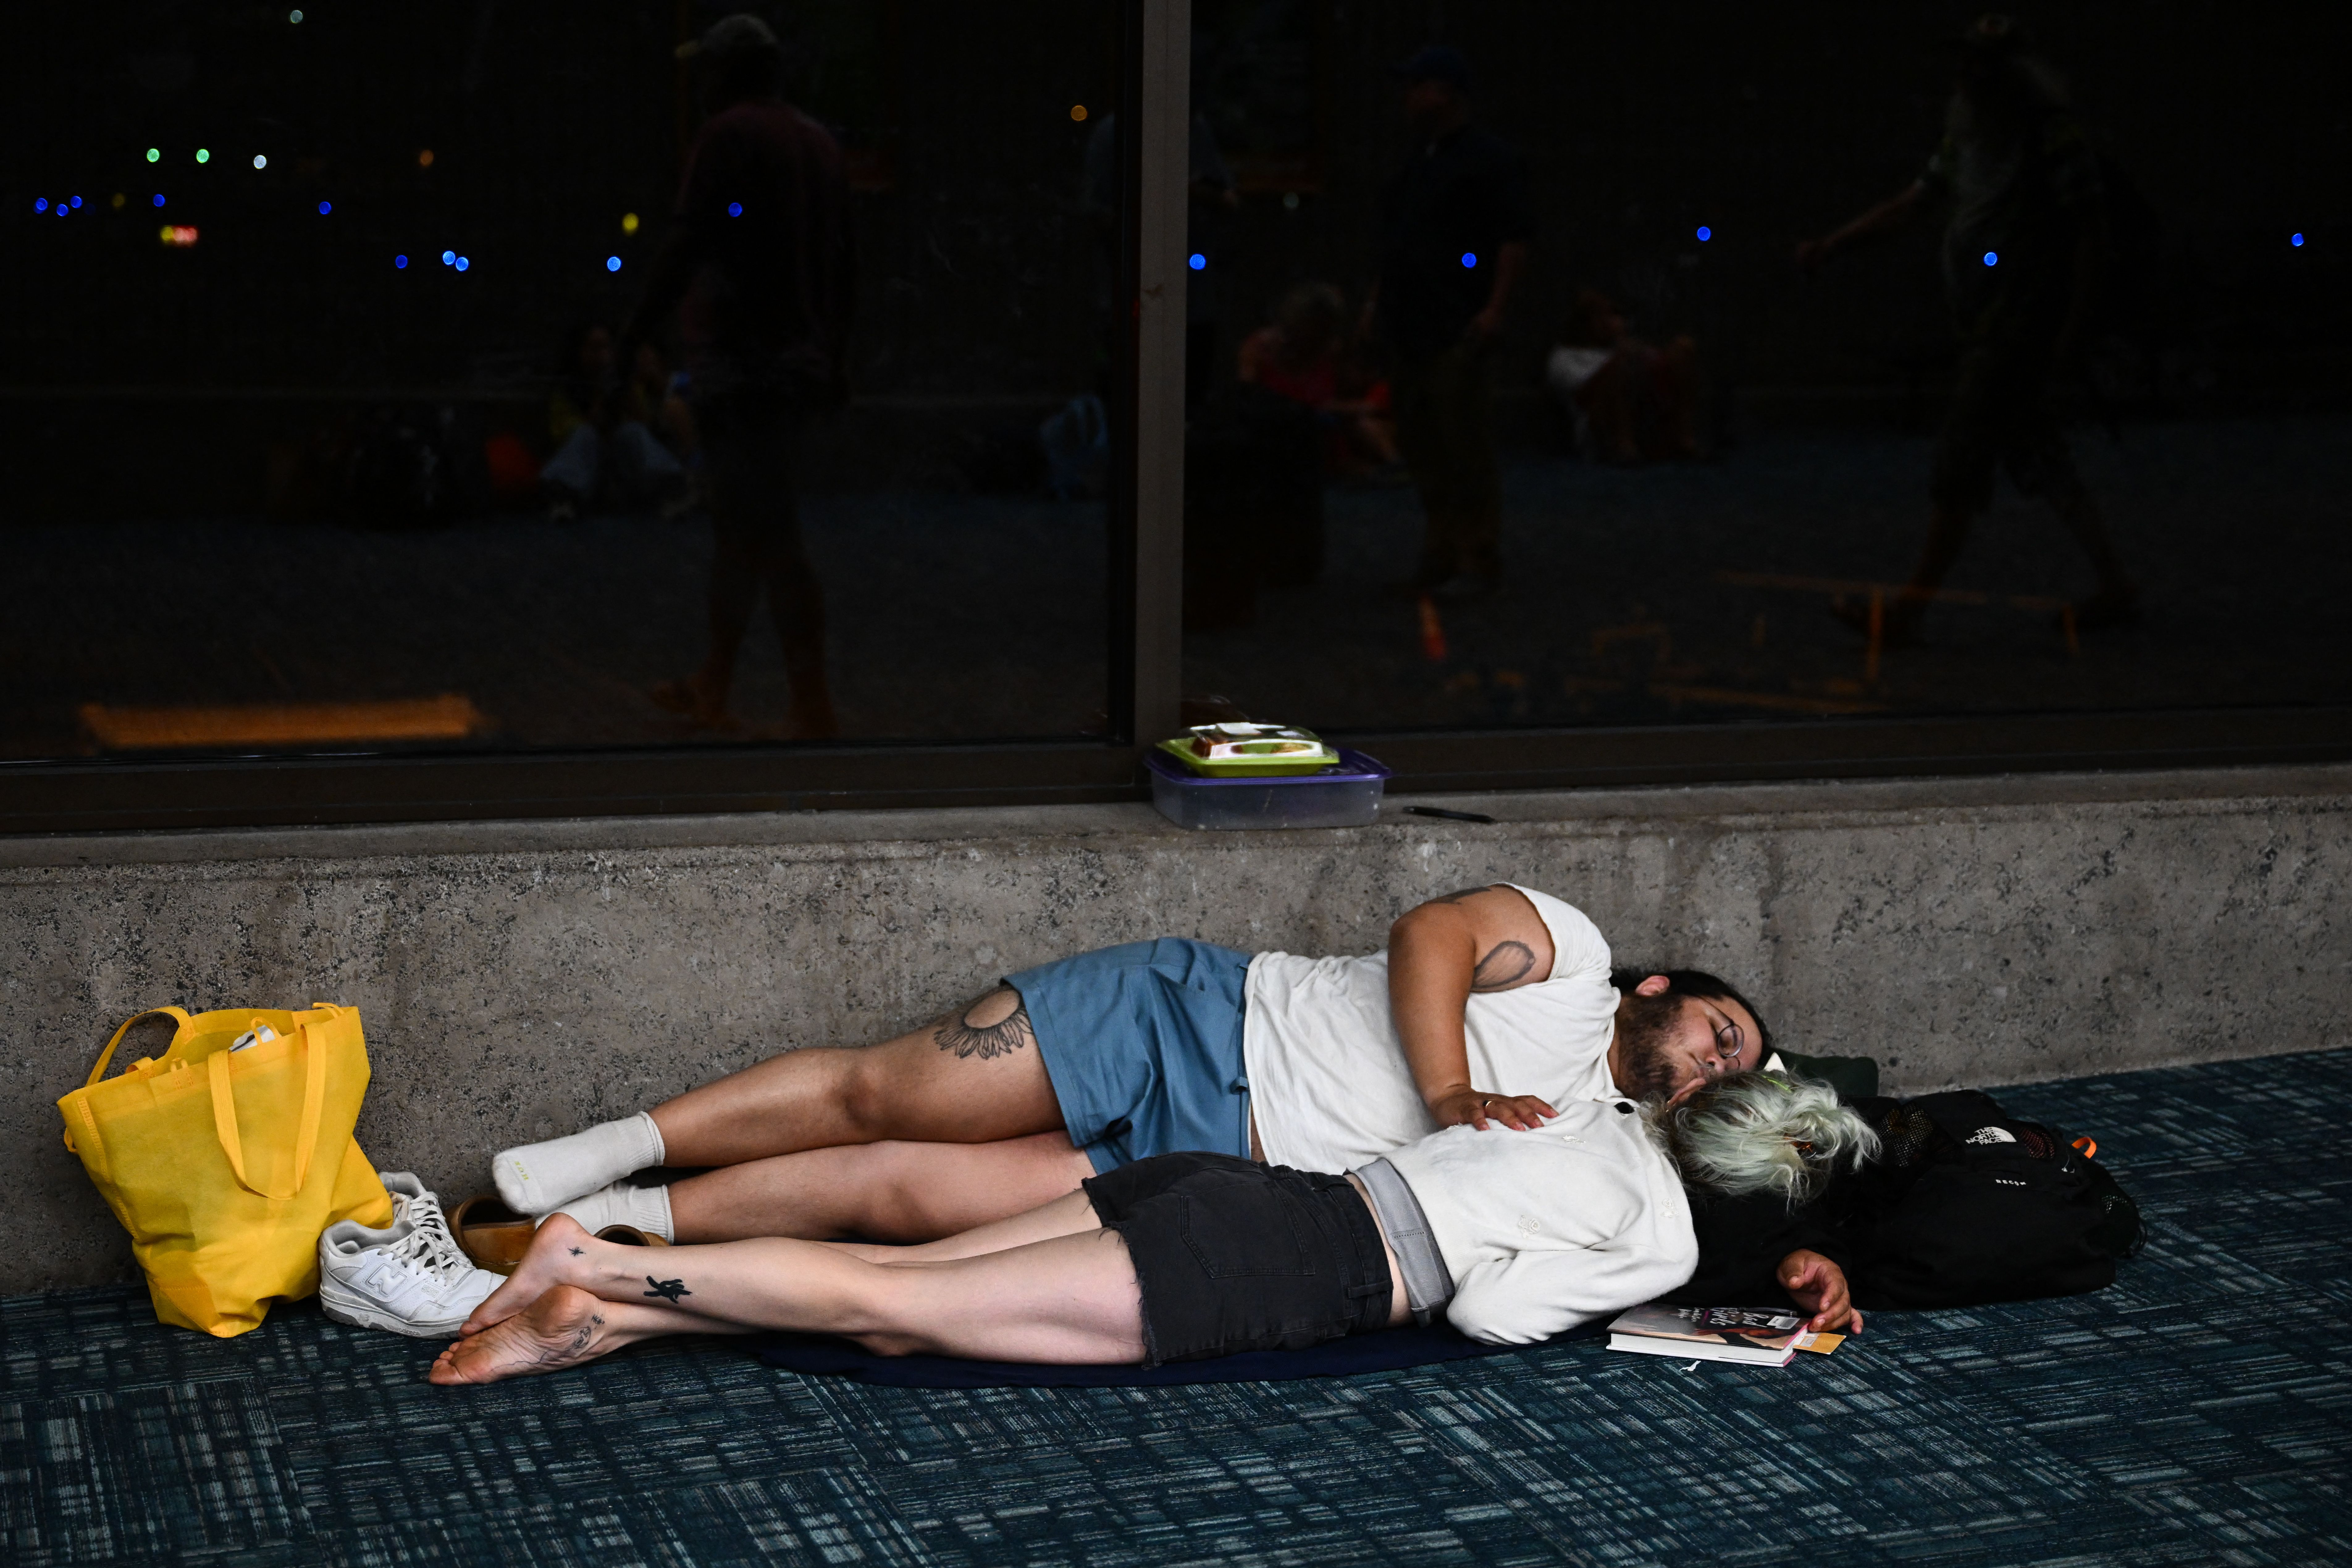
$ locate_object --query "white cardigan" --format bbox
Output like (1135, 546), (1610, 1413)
(1383, 1097), (1697, 1345)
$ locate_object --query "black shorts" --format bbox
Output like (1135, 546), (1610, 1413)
(1083, 1151), (1393, 1367)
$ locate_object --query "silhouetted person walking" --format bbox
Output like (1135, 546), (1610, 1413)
(1799, 14), (2136, 645)
(630, 14), (850, 735)
(1370, 46), (1531, 601)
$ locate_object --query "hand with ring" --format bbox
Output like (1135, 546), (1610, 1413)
(1430, 1086), (1559, 1132)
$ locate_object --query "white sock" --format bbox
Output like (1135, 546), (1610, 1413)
(545, 1180), (674, 1242)
(492, 1113), (665, 1215)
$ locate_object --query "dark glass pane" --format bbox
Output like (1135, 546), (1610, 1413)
(4, 2), (1123, 760)
(1179, 3), (2351, 735)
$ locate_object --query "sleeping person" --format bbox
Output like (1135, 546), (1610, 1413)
(432, 1073), (1876, 1384)
(484, 886), (1774, 1252)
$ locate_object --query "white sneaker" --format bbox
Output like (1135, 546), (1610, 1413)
(318, 1173), (504, 1337)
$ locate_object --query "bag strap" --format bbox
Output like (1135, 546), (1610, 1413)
(87, 1007), (193, 1087)
(207, 1015), (330, 1201)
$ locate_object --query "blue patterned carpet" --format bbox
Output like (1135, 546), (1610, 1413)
(5, 1050), (2349, 1567)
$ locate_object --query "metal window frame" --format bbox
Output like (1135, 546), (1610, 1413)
(4, 0), (2349, 837)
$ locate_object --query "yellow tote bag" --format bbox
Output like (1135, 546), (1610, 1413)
(58, 1003), (396, 1338)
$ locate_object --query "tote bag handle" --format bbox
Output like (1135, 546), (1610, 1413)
(86, 1007), (194, 1087)
(207, 1015), (331, 1201)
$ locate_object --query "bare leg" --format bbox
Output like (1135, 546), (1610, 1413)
(650, 987), (1064, 1166)
(765, 541), (838, 739)
(666, 1131), (1097, 1244)
(829, 1188), (1105, 1266)
(444, 1212), (1145, 1383)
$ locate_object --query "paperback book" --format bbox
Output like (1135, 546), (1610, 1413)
(1606, 1305), (1846, 1366)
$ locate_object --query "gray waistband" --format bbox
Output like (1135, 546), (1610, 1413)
(1352, 1157), (1454, 1325)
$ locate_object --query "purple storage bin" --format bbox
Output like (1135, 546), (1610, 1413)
(1144, 746), (1392, 830)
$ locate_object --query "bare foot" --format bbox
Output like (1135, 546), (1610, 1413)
(431, 1285), (614, 1385)
(464, 1213), (593, 1335)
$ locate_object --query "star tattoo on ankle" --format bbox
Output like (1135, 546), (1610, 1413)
(644, 1276), (692, 1303)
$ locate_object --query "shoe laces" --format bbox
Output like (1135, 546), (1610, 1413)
(386, 1187), (475, 1279)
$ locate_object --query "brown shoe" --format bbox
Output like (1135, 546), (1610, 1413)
(595, 1225), (671, 1248)
(450, 1193), (536, 1276)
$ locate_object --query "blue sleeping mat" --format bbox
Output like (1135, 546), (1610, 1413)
(756, 1319), (1604, 1388)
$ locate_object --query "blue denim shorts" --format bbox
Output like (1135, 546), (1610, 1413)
(1006, 938), (1254, 1174)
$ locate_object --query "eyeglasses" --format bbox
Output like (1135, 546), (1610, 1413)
(1709, 1014), (1746, 1068)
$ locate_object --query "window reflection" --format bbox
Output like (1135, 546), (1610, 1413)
(7, 3), (1119, 759)
(1181, 3), (2351, 731)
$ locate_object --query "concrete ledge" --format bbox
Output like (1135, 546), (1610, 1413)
(6, 762), (2346, 1293)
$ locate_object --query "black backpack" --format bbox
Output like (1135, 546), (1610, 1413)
(1842, 1089), (2144, 1310)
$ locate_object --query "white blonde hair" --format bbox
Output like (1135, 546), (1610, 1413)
(1644, 1071), (1880, 1205)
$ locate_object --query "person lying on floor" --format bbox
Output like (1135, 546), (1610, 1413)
(433, 1072), (1877, 1385)
(488, 885), (1775, 1250)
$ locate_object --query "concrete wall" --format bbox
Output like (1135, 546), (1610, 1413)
(5, 763), (2346, 1294)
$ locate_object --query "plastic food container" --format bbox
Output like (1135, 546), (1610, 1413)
(1145, 746), (1392, 830)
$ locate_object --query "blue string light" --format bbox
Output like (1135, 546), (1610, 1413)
(70, 195), (82, 208)
(606, 256), (622, 272)
(395, 254), (408, 269)
(318, 200), (332, 215)
(153, 194), (166, 207)
(1188, 253), (1206, 271)
(1983, 251), (1998, 266)
(1461, 252), (1478, 268)
(441, 250), (455, 265)
(2291, 233), (2306, 248)
(55, 204), (67, 217)
(1695, 225), (1712, 242)
(455, 256), (470, 271)
(727, 201), (742, 217)
(32, 199), (46, 213)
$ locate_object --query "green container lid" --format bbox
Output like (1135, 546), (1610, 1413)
(1157, 723), (1340, 777)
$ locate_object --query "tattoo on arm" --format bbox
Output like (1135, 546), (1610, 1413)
(1430, 884), (1504, 905)
(934, 989), (1037, 1060)
(1471, 940), (1536, 992)
(643, 1276), (692, 1303)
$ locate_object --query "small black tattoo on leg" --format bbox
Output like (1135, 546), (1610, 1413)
(1472, 940), (1536, 992)
(934, 990), (1037, 1060)
(569, 1246), (585, 1256)
(644, 1276), (692, 1303)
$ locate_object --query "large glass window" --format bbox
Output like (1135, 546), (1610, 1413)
(6, 2), (1127, 760)
(1180, 3), (2351, 734)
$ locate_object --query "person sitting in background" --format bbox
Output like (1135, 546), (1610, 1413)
(1237, 281), (1400, 477)
(541, 322), (690, 522)
(1543, 290), (1702, 464)
(432, 1072), (1876, 1384)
